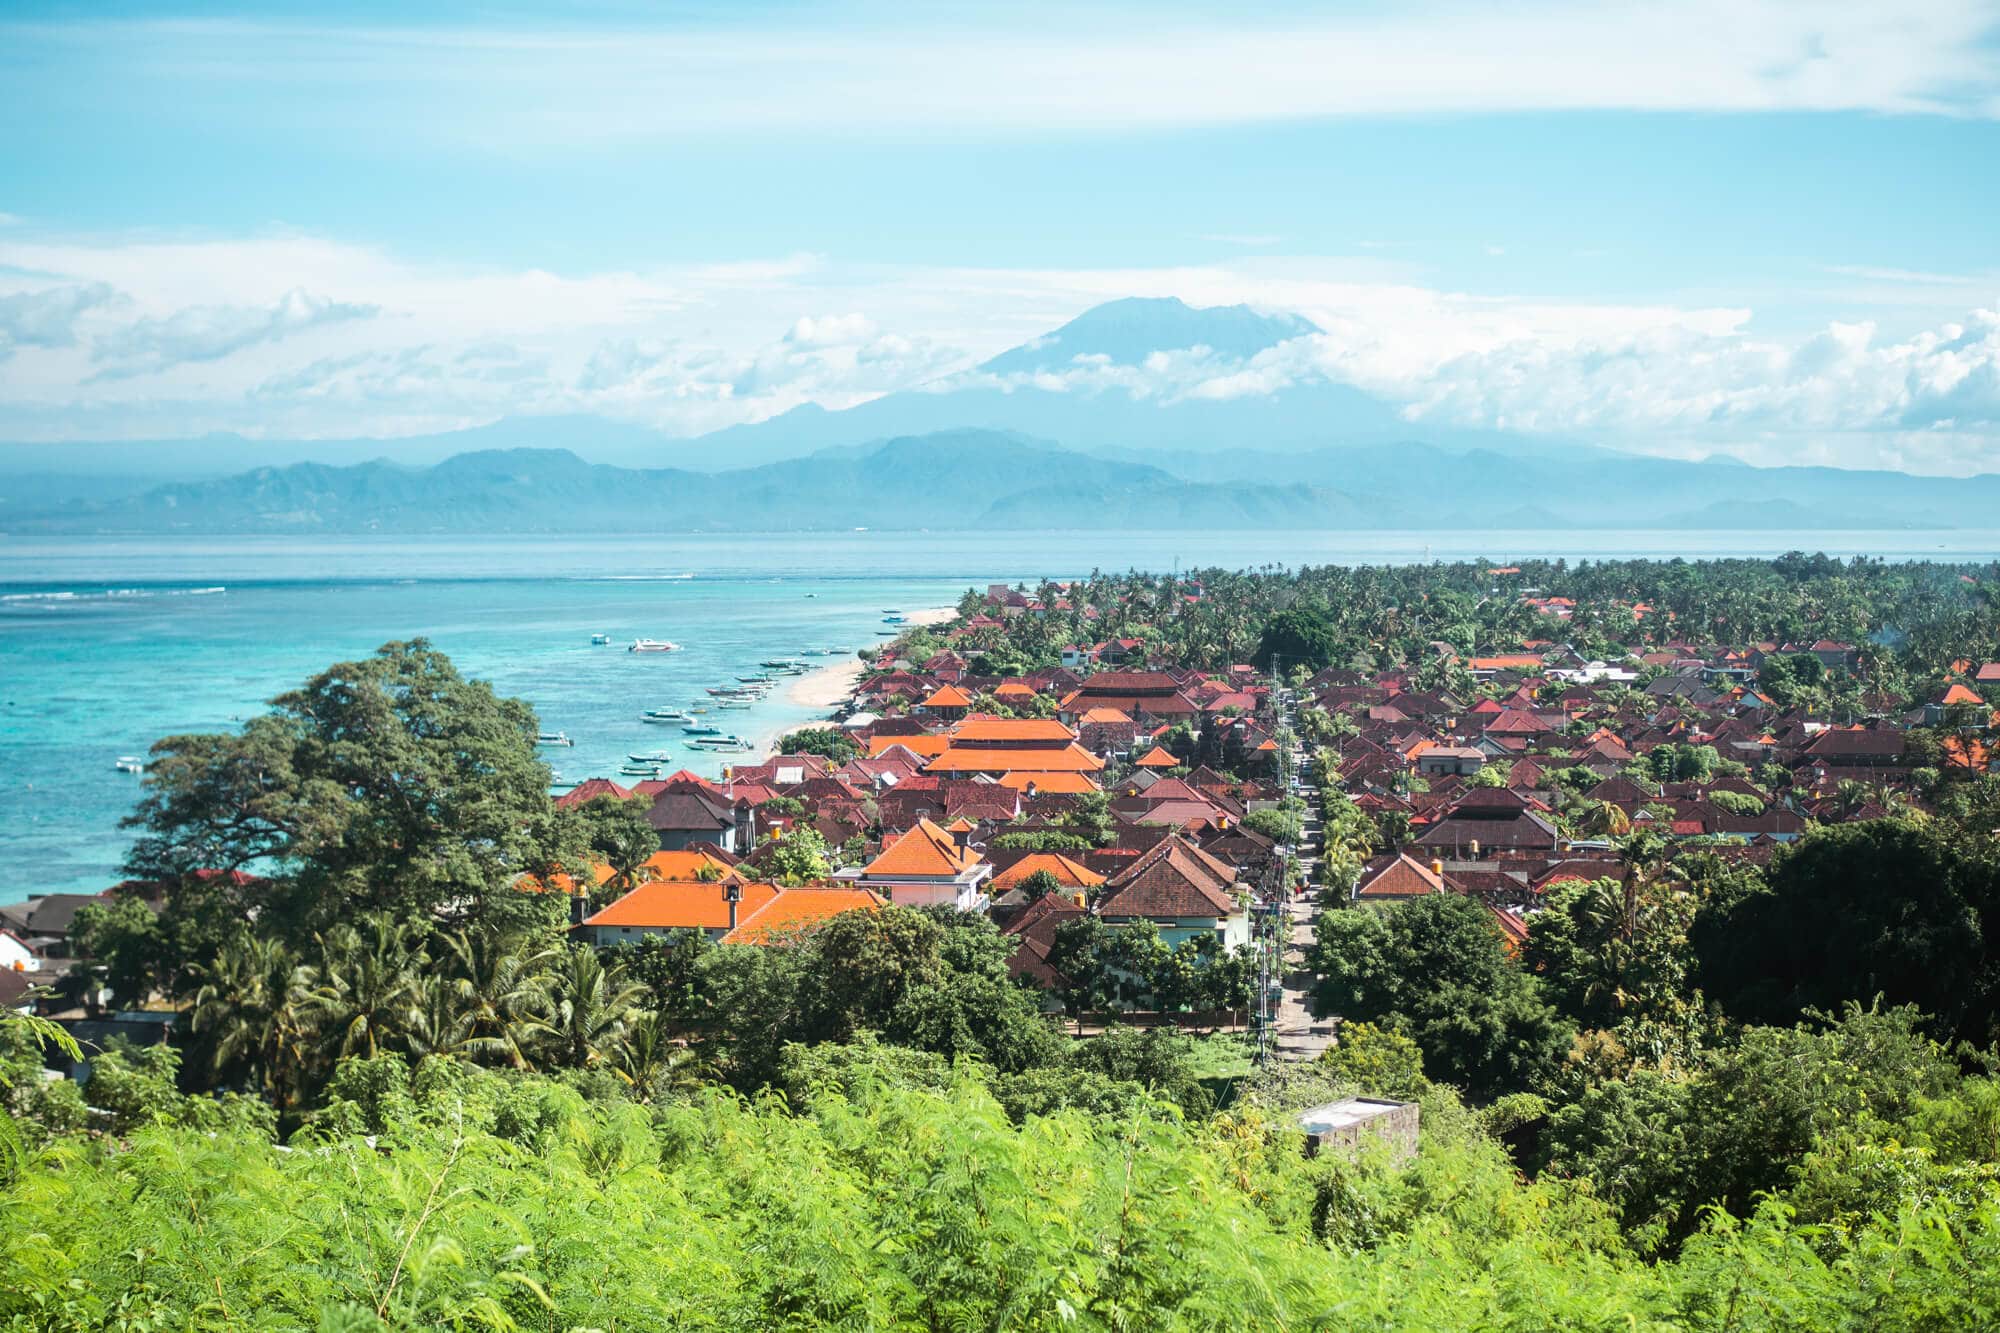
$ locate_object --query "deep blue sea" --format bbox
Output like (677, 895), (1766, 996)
(4, 528), (1996, 902)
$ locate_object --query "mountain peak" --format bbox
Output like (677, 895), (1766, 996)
(978, 296), (1316, 375)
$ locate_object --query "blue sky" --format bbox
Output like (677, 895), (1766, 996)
(1, 1), (1998, 472)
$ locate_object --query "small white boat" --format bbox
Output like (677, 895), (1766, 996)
(591, 633), (612, 645)
(629, 638), (681, 653)
(619, 764), (664, 778)
(536, 731), (574, 747)
(628, 751), (672, 763)
(114, 755), (144, 773)
(643, 708), (689, 722)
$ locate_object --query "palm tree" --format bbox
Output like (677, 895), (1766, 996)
(614, 1009), (707, 1101)
(1577, 799), (1633, 840)
(439, 929), (558, 1069)
(404, 972), (477, 1062)
(1615, 829), (1669, 944)
(539, 946), (645, 1070)
(189, 935), (309, 1105)
(298, 916), (423, 1063)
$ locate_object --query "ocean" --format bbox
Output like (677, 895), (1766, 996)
(4, 528), (1997, 902)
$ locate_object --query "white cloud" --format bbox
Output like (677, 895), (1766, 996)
(90, 287), (377, 380)
(0, 227), (1997, 473)
(0, 282), (117, 359)
(21, 1), (1999, 142)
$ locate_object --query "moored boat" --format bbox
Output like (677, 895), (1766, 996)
(629, 638), (681, 653)
(536, 731), (573, 747)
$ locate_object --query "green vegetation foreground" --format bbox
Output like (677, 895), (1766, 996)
(7, 1047), (2000, 1331)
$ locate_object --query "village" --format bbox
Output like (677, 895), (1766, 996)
(21, 567), (1989, 1065)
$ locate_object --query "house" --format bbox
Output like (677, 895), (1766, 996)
(917, 683), (975, 720)
(0, 929), (41, 974)
(1414, 788), (1561, 856)
(1057, 671), (1201, 725)
(1415, 745), (1485, 778)
(719, 887), (884, 944)
(1096, 834), (1250, 949)
(837, 817), (993, 911)
(579, 877), (782, 945)
(1001, 892), (1089, 1000)
(645, 782), (750, 852)
(989, 852), (1105, 906)
(1352, 853), (1449, 904)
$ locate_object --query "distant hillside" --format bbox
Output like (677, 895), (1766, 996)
(14, 430), (1383, 535)
(9, 425), (1989, 534)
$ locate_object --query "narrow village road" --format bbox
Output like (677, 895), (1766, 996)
(1270, 741), (1334, 1062)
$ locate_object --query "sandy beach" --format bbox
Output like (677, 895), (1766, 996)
(743, 606), (955, 755)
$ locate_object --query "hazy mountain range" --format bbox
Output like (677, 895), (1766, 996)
(3, 297), (1993, 533)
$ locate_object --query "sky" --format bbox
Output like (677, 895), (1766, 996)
(1, 0), (1998, 473)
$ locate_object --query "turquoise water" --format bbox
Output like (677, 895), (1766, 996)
(4, 529), (1996, 900)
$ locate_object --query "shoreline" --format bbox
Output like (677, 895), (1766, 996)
(746, 606), (954, 756)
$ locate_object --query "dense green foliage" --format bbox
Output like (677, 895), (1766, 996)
(17, 557), (2000, 1326)
(1309, 894), (1573, 1101)
(16, 1029), (2000, 1330)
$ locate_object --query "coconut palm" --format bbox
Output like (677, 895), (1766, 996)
(439, 929), (559, 1069)
(189, 934), (309, 1105)
(614, 1009), (708, 1101)
(404, 972), (478, 1061)
(539, 946), (646, 1070)
(298, 916), (424, 1063)
(1577, 799), (1633, 840)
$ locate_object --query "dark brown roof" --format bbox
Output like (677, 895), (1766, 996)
(1098, 835), (1239, 920)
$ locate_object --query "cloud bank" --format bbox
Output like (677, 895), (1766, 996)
(0, 229), (1997, 475)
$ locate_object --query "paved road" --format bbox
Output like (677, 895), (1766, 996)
(1269, 743), (1335, 1062)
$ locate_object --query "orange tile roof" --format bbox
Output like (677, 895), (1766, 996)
(1134, 745), (1179, 768)
(921, 684), (975, 708)
(925, 744), (1105, 774)
(992, 682), (1038, 699)
(637, 849), (738, 881)
(868, 733), (951, 760)
(995, 770), (1099, 794)
(991, 852), (1106, 891)
(948, 717), (1076, 744)
(516, 863), (616, 896)
(1079, 706), (1133, 724)
(721, 887), (883, 944)
(863, 817), (984, 877)
(583, 879), (781, 930)
(1941, 683), (1984, 706)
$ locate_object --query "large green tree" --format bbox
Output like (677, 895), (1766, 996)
(122, 640), (575, 990)
(1308, 893), (1572, 1101)
(1690, 818), (2000, 1046)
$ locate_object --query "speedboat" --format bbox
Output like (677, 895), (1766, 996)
(683, 724), (722, 736)
(536, 731), (574, 747)
(619, 764), (664, 778)
(881, 615), (906, 624)
(114, 755), (144, 773)
(590, 633), (612, 645)
(642, 707), (688, 722)
(629, 638), (681, 653)
(736, 674), (773, 684)
(628, 751), (672, 763)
